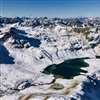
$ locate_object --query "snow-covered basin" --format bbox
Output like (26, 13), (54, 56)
(1, 40), (98, 90)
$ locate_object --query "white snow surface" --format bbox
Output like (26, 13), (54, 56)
(0, 23), (100, 100)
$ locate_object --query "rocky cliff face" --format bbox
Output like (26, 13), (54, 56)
(0, 17), (100, 100)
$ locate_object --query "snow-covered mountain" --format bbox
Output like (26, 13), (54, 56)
(0, 17), (100, 100)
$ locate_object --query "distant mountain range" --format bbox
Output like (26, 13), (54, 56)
(0, 17), (100, 28)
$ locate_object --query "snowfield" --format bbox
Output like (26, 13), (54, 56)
(0, 17), (100, 100)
